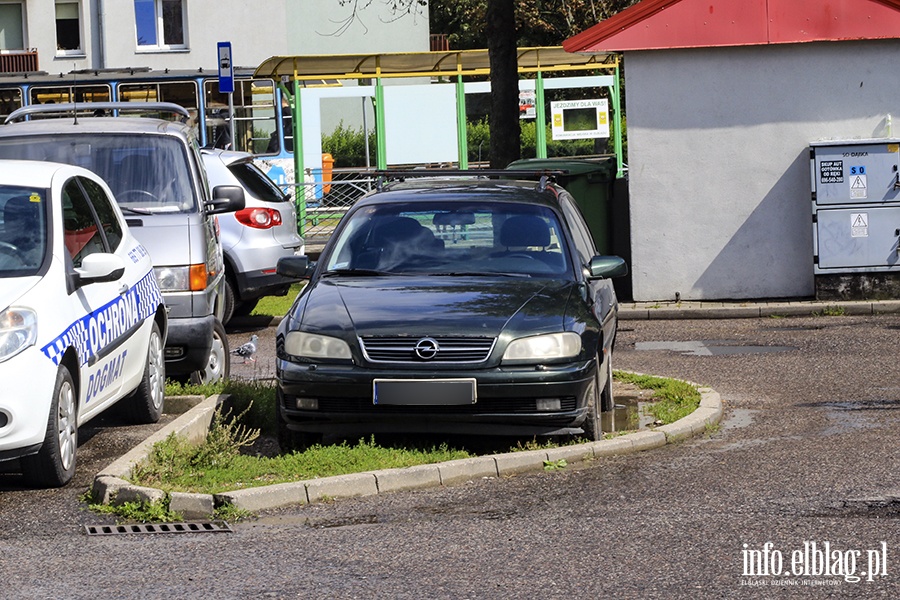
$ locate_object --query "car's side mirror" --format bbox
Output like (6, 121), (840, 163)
(587, 255), (628, 280)
(70, 253), (126, 289)
(207, 185), (245, 215)
(277, 255), (315, 279)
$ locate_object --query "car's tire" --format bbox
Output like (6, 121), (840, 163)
(189, 318), (230, 384)
(581, 361), (603, 442)
(222, 277), (236, 326)
(22, 365), (78, 487)
(232, 298), (259, 318)
(600, 350), (615, 413)
(123, 321), (165, 424)
(276, 388), (322, 453)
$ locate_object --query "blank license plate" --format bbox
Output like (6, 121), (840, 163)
(373, 379), (477, 405)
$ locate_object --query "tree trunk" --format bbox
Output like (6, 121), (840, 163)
(485, 0), (520, 169)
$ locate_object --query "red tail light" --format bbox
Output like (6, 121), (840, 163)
(235, 207), (282, 229)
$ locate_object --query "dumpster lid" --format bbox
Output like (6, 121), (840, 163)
(507, 157), (616, 177)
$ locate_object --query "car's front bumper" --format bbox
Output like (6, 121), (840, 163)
(163, 315), (214, 376)
(0, 352), (56, 461)
(277, 358), (597, 437)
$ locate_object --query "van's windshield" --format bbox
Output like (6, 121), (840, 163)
(0, 135), (196, 213)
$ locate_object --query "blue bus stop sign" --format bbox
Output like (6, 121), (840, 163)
(217, 42), (234, 94)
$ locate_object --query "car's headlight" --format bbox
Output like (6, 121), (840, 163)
(154, 265), (209, 292)
(0, 308), (37, 363)
(284, 331), (352, 360)
(502, 332), (582, 364)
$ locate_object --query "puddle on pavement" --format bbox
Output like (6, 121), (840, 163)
(634, 340), (796, 356)
(719, 408), (756, 431)
(604, 386), (657, 433)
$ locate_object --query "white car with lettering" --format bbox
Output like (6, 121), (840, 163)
(0, 160), (167, 487)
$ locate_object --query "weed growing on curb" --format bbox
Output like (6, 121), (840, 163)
(543, 459), (568, 471)
(613, 371), (701, 424)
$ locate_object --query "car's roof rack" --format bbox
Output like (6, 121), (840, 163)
(373, 169), (568, 193)
(4, 101), (190, 124)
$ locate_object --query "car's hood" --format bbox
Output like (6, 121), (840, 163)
(298, 276), (575, 338)
(0, 275), (40, 311)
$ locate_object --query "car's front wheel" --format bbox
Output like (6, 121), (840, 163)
(22, 365), (78, 487)
(581, 357), (603, 441)
(123, 321), (165, 423)
(190, 319), (230, 384)
(600, 349), (615, 413)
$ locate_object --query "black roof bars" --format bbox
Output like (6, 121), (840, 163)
(4, 101), (191, 124)
(373, 169), (569, 192)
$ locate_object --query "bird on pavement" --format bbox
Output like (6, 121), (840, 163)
(231, 334), (259, 364)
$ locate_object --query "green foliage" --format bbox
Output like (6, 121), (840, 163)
(131, 404), (261, 489)
(214, 502), (254, 523)
(250, 283), (303, 318)
(614, 371), (701, 424)
(321, 121), (375, 168)
(164, 378), (226, 399)
(86, 496), (182, 524)
(543, 458), (568, 471)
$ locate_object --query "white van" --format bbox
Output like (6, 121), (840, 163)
(0, 103), (244, 383)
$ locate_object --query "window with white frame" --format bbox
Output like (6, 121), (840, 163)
(134, 0), (186, 49)
(0, 2), (25, 51)
(56, 1), (82, 53)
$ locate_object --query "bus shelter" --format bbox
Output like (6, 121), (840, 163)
(254, 47), (621, 234)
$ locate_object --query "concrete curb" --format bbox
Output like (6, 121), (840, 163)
(91, 385), (724, 518)
(619, 299), (900, 320)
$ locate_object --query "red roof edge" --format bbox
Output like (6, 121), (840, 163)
(563, 0), (684, 53)
(563, 0), (900, 54)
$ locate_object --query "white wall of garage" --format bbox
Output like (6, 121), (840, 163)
(624, 39), (900, 301)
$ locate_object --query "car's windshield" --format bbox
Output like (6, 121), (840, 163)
(324, 201), (572, 278)
(0, 186), (48, 276)
(0, 134), (196, 213)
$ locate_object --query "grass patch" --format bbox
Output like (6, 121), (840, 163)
(812, 305), (845, 317)
(613, 371), (701, 425)
(130, 432), (471, 495)
(129, 373), (701, 502)
(250, 283), (304, 318)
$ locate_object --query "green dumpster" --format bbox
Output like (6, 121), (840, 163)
(506, 156), (617, 254)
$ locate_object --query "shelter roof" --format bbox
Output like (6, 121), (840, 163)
(254, 47), (616, 81)
(563, 0), (900, 53)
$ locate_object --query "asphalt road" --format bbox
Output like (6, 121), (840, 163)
(2, 314), (899, 599)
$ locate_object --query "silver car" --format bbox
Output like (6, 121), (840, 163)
(201, 149), (304, 324)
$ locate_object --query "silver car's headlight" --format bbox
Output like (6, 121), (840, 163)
(502, 332), (582, 364)
(154, 266), (190, 292)
(0, 307), (37, 363)
(284, 331), (352, 360)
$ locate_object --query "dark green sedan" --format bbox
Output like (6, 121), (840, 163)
(275, 175), (627, 450)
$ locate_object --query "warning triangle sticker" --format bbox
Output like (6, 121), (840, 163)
(852, 214), (868, 227)
(851, 176), (867, 189)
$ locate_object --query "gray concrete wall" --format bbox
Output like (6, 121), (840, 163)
(625, 40), (900, 301)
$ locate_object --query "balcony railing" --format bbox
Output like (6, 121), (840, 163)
(430, 34), (450, 52)
(0, 49), (39, 73)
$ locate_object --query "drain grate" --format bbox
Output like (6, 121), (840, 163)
(84, 520), (233, 536)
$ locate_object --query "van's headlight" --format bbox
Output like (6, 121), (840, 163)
(154, 265), (209, 292)
(502, 332), (581, 364)
(0, 308), (37, 363)
(284, 331), (352, 360)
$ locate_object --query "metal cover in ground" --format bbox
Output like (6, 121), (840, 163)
(84, 521), (233, 536)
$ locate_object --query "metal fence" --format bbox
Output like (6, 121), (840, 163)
(294, 168), (377, 253)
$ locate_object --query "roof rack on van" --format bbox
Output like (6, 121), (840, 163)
(4, 101), (191, 124)
(373, 169), (568, 193)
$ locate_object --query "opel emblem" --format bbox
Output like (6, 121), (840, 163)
(414, 337), (440, 360)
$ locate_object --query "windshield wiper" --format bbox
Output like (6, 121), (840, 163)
(322, 268), (391, 277)
(427, 271), (530, 278)
(119, 206), (155, 215)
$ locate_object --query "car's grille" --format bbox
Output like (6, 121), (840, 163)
(360, 336), (495, 364)
(298, 396), (577, 415)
